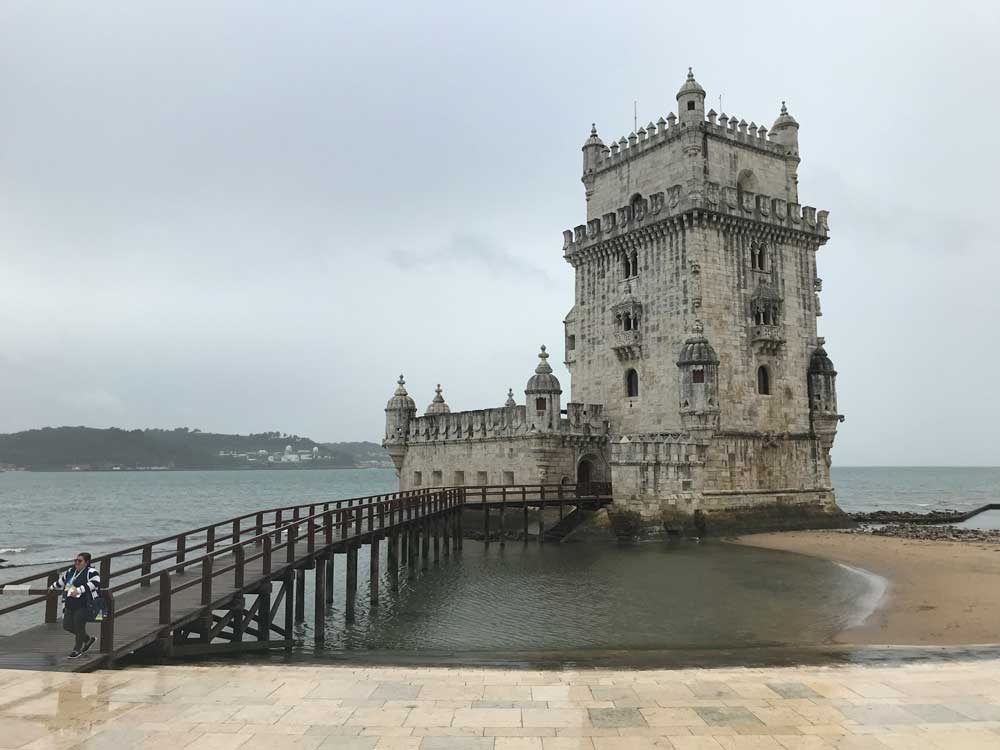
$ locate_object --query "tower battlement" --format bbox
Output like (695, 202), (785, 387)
(562, 183), (828, 259)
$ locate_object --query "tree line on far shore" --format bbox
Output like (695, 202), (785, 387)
(0, 426), (390, 471)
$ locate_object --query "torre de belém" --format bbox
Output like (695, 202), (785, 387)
(383, 70), (848, 535)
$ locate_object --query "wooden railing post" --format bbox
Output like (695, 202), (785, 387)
(263, 536), (272, 575)
(355, 506), (362, 536)
(234, 546), (245, 589)
(159, 571), (172, 624)
(274, 510), (282, 542)
(307, 517), (315, 555)
(177, 534), (186, 574)
(206, 526), (215, 554)
(45, 572), (58, 623)
(289, 523), (300, 563)
(140, 544), (152, 587)
(367, 504), (374, 533)
(232, 518), (240, 545)
(97, 557), (113, 653)
(324, 510), (333, 545)
(256, 512), (264, 540)
(201, 557), (213, 605)
(99, 592), (114, 654)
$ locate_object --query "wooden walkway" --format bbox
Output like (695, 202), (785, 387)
(0, 483), (611, 672)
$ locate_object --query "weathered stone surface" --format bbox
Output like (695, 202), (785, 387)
(384, 72), (846, 536)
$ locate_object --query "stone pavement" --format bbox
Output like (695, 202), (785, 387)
(2, 659), (1000, 749)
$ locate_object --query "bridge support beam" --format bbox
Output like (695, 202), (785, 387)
(421, 522), (430, 571)
(345, 545), (358, 623)
(457, 508), (464, 551)
(257, 584), (271, 643)
(369, 538), (380, 605)
(295, 569), (306, 622)
(523, 504), (529, 541)
(387, 534), (399, 591)
(325, 557), (335, 604)
(442, 516), (450, 557)
(433, 520), (440, 563)
(283, 570), (294, 650)
(483, 505), (490, 545)
(407, 528), (417, 580)
(314, 556), (326, 645)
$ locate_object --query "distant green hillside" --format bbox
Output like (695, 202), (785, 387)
(0, 427), (391, 471)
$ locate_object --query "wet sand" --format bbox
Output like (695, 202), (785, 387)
(732, 531), (1000, 646)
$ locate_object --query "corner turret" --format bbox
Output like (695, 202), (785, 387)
(524, 345), (562, 431)
(383, 374), (416, 472)
(581, 124), (604, 200)
(676, 68), (706, 127)
(808, 338), (843, 466)
(425, 384), (451, 415)
(770, 101), (799, 156)
(676, 322), (721, 433)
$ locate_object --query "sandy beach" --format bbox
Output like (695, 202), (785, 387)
(732, 531), (1000, 646)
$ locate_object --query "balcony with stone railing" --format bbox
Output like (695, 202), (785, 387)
(612, 329), (642, 361)
(751, 324), (785, 353)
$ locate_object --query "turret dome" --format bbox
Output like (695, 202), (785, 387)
(808, 345), (837, 375)
(771, 100), (799, 131)
(425, 384), (451, 415)
(676, 67), (706, 100)
(677, 333), (720, 366)
(583, 123), (604, 148)
(525, 345), (562, 394)
(385, 374), (416, 412)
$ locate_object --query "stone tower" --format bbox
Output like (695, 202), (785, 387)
(563, 70), (846, 530)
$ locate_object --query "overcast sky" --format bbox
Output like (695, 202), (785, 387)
(1, 1), (998, 466)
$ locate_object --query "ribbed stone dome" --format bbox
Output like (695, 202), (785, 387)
(772, 101), (799, 131)
(808, 345), (837, 375)
(676, 68), (705, 99)
(385, 375), (416, 411)
(525, 345), (562, 394)
(677, 335), (720, 366)
(425, 384), (450, 415)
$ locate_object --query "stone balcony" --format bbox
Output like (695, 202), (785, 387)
(751, 324), (785, 353)
(612, 330), (642, 361)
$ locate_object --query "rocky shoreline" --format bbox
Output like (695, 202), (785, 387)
(845, 507), (1000, 544)
(845, 523), (1000, 543)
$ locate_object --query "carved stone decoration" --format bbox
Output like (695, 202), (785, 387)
(611, 283), (643, 361)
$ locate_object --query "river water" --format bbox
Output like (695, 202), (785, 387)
(0, 466), (996, 653)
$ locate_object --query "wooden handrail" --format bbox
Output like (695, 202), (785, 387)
(0, 484), (610, 621)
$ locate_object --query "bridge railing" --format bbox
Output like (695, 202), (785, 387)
(0, 482), (611, 654)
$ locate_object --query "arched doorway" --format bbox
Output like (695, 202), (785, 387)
(577, 458), (593, 485)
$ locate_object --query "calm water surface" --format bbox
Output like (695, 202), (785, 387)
(0, 466), (995, 653)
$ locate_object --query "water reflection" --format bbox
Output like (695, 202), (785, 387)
(299, 540), (874, 653)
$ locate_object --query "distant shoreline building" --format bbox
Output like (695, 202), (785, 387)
(384, 71), (846, 534)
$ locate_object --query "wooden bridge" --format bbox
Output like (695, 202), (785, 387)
(0, 483), (611, 672)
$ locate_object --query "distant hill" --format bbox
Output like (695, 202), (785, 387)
(0, 427), (392, 471)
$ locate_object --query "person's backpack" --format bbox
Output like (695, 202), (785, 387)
(84, 568), (109, 623)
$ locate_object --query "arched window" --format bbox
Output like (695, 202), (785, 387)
(756, 244), (766, 271)
(622, 253), (631, 278)
(630, 250), (638, 277)
(626, 369), (639, 398)
(757, 366), (770, 395)
(535, 397), (546, 413)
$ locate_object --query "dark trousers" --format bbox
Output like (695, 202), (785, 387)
(62, 606), (90, 650)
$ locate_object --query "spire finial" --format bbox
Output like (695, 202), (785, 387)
(435, 383), (442, 396)
(591, 122), (597, 135)
(398, 374), (405, 385)
(692, 319), (704, 335)
(688, 66), (694, 79)
(781, 100), (787, 114)
(505, 388), (516, 407)
(534, 345), (553, 375)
